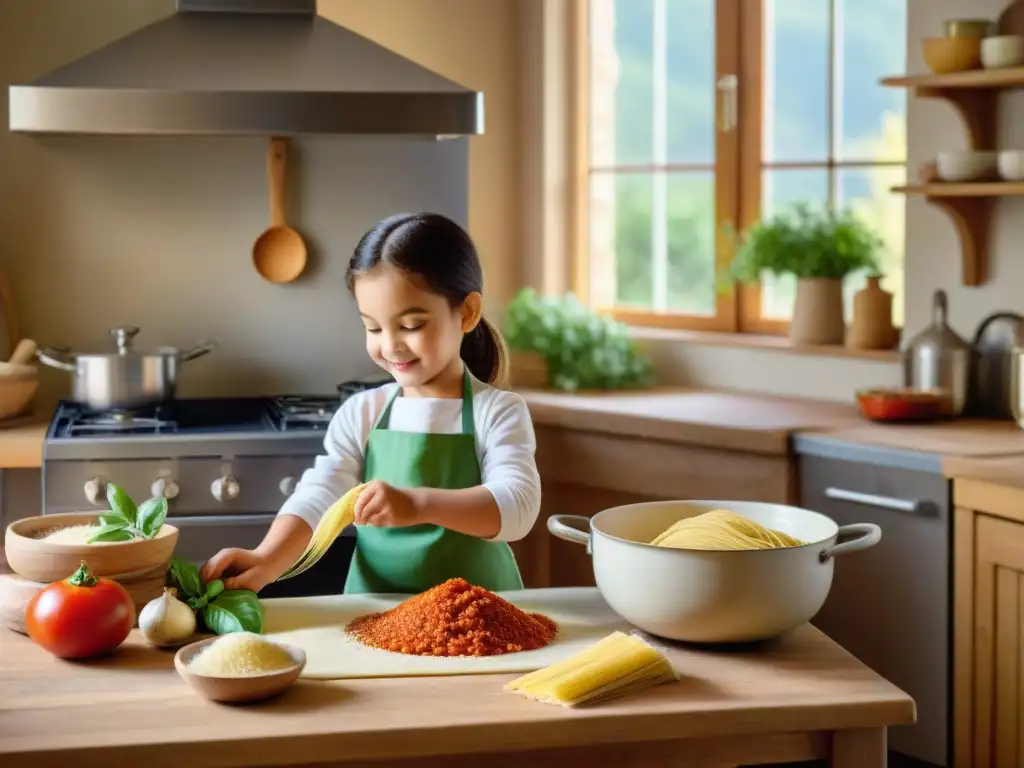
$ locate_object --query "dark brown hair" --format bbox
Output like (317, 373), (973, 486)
(347, 213), (509, 388)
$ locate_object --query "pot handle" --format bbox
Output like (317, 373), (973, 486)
(819, 523), (882, 563)
(35, 347), (77, 372)
(180, 340), (217, 362)
(547, 515), (592, 549)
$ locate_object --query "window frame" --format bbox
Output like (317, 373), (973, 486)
(569, 0), (904, 336)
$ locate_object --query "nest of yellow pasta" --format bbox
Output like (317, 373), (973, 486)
(651, 509), (805, 550)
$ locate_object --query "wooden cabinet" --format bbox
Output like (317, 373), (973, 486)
(512, 425), (796, 589)
(954, 479), (1024, 768)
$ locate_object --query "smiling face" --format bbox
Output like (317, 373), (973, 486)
(354, 262), (481, 397)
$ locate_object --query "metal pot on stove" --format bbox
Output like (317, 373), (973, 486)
(36, 326), (216, 411)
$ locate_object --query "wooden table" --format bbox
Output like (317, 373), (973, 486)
(0, 620), (914, 768)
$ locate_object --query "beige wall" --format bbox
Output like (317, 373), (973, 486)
(318, 0), (522, 310)
(0, 0), (521, 408)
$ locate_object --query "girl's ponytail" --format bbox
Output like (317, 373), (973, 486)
(460, 316), (510, 389)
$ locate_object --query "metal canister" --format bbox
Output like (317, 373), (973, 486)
(971, 312), (1024, 418)
(903, 290), (972, 416)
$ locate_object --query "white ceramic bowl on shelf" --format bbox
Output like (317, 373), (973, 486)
(981, 35), (1024, 69)
(998, 150), (1024, 181)
(936, 150), (998, 182)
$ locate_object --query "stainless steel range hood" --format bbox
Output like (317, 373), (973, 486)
(8, 0), (483, 137)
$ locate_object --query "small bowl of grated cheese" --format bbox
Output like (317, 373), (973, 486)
(174, 632), (306, 704)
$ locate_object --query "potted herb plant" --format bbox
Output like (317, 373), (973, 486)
(727, 205), (882, 346)
(503, 289), (653, 391)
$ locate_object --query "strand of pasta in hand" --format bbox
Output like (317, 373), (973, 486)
(276, 483), (366, 581)
(353, 480), (421, 528)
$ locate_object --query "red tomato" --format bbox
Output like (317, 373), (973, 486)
(25, 560), (136, 659)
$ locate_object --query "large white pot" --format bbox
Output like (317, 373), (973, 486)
(548, 500), (881, 643)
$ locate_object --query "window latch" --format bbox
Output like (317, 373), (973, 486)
(717, 74), (739, 133)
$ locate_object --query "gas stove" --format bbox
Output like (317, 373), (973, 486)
(50, 395), (338, 438)
(45, 397), (325, 460)
(44, 378), (390, 460)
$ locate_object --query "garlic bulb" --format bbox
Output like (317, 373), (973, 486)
(139, 587), (196, 647)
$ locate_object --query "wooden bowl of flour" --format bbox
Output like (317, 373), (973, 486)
(4, 512), (178, 583)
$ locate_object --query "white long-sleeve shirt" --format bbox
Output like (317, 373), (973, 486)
(277, 375), (542, 542)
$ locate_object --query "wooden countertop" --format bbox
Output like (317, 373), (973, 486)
(946, 454), (1024, 490)
(521, 387), (1024, 461)
(0, 417), (47, 469)
(945, 454), (1024, 522)
(520, 387), (861, 455)
(8, 390), (1024, 469)
(1, 390), (853, 465)
(0, 620), (913, 767)
(803, 419), (1024, 461)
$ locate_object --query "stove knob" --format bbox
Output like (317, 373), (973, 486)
(83, 477), (106, 506)
(279, 476), (298, 497)
(211, 476), (240, 503)
(151, 478), (180, 500)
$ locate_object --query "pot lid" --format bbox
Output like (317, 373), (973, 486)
(68, 327), (184, 357)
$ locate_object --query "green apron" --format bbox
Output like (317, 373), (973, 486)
(343, 371), (524, 595)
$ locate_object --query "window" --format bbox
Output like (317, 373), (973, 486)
(576, 0), (908, 334)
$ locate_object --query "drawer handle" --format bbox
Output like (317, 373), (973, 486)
(824, 487), (927, 514)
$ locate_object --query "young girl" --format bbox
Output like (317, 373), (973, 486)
(200, 212), (541, 595)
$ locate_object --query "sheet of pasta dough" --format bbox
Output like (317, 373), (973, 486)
(261, 587), (633, 680)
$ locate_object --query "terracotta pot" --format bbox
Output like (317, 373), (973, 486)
(790, 278), (845, 346)
(509, 349), (548, 389)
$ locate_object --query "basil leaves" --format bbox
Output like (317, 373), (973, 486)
(168, 557), (264, 635)
(87, 482), (168, 543)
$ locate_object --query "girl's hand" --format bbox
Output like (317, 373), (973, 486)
(355, 480), (423, 528)
(201, 548), (277, 593)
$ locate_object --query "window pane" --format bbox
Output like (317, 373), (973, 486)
(590, 172), (655, 308)
(590, 0), (653, 167)
(836, 0), (907, 162)
(764, 0), (830, 163)
(760, 169), (830, 320)
(667, 0), (715, 164)
(837, 166), (907, 327)
(667, 172), (716, 315)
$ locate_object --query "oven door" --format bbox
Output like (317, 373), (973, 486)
(169, 514), (356, 599)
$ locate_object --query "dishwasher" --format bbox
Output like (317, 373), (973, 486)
(795, 436), (950, 768)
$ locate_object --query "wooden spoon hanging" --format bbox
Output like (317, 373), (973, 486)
(252, 137), (308, 284)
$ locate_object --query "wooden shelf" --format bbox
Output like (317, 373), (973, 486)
(896, 182), (1024, 197)
(892, 184), (1024, 286)
(883, 67), (1024, 286)
(880, 69), (1017, 150)
(881, 68), (1024, 90)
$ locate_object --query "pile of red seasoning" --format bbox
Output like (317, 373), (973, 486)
(347, 578), (558, 657)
